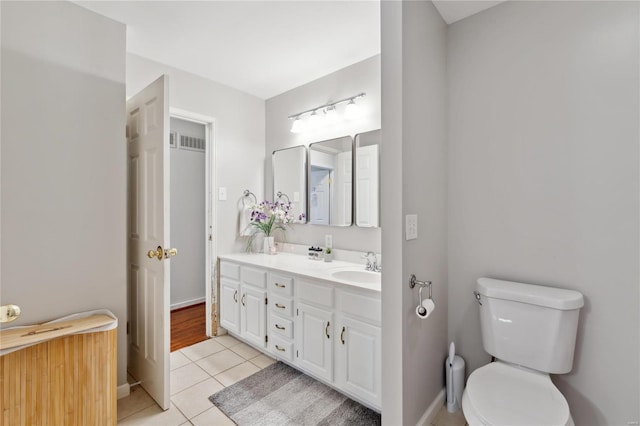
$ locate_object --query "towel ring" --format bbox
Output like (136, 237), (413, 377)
(276, 191), (290, 203)
(243, 190), (257, 207)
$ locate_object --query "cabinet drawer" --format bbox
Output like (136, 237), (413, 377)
(220, 261), (240, 280)
(270, 294), (293, 318)
(270, 313), (293, 339)
(269, 273), (293, 297)
(270, 335), (294, 362)
(241, 266), (267, 288)
(337, 290), (381, 325)
(297, 279), (333, 307)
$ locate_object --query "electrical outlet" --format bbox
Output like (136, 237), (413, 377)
(406, 214), (418, 240)
(218, 187), (227, 201)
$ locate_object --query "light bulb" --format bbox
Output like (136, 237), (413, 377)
(324, 105), (338, 124)
(344, 98), (358, 119)
(308, 110), (320, 129)
(290, 116), (305, 133)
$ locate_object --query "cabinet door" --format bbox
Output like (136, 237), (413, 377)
(296, 303), (333, 382)
(336, 316), (381, 408)
(240, 285), (267, 348)
(220, 278), (240, 334)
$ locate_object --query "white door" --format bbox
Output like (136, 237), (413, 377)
(309, 168), (331, 225)
(296, 303), (333, 381)
(219, 278), (240, 334)
(127, 75), (171, 410)
(356, 144), (379, 227)
(335, 151), (353, 226)
(240, 286), (267, 348)
(336, 316), (381, 407)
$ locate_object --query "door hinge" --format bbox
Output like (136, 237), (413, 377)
(296, 308), (299, 316)
(126, 321), (130, 334)
(296, 350), (299, 358)
(265, 297), (268, 305)
(265, 335), (268, 343)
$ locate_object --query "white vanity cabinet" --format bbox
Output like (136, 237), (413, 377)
(219, 262), (268, 348)
(218, 256), (381, 411)
(296, 278), (335, 382)
(268, 272), (295, 362)
(219, 262), (241, 334)
(335, 289), (382, 408)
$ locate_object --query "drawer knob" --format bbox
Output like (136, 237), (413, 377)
(275, 324), (285, 330)
(275, 345), (286, 352)
(275, 283), (286, 288)
(275, 303), (286, 309)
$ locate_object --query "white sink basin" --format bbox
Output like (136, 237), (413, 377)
(331, 269), (381, 285)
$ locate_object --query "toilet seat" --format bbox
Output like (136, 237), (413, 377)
(462, 361), (572, 426)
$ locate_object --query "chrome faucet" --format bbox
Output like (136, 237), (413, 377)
(363, 252), (381, 272)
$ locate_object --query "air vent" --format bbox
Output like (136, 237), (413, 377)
(169, 131), (177, 148)
(180, 135), (206, 152)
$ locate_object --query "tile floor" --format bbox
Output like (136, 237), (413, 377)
(117, 335), (467, 426)
(117, 334), (274, 425)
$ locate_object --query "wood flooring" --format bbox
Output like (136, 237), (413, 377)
(171, 302), (208, 352)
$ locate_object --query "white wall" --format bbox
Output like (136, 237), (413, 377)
(265, 56), (381, 252)
(169, 118), (205, 308)
(380, 1), (448, 424)
(1, 1), (128, 385)
(447, 2), (639, 424)
(127, 54), (266, 257)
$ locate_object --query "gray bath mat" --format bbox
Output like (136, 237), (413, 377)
(208, 361), (381, 426)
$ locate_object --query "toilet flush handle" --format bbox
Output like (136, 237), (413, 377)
(473, 291), (482, 306)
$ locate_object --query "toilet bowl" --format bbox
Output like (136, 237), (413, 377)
(462, 278), (584, 426)
(462, 361), (574, 426)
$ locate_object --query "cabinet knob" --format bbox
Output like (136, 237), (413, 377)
(275, 283), (286, 288)
(325, 321), (330, 339)
(275, 345), (286, 352)
(275, 324), (285, 330)
(341, 326), (346, 345)
(275, 303), (286, 309)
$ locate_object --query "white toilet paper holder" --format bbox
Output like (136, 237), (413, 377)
(410, 274), (433, 316)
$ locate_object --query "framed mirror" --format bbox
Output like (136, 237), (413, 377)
(354, 130), (381, 227)
(308, 136), (353, 226)
(272, 145), (307, 223)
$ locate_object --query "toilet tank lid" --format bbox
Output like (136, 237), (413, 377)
(477, 278), (584, 310)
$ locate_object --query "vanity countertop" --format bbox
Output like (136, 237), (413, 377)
(218, 252), (381, 293)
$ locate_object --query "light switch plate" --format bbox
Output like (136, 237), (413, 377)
(406, 214), (418, 240)
(218, 187), (227, 201)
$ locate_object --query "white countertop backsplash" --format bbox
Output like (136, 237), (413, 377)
(218, 244), (381, 292)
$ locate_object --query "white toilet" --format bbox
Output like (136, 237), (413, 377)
(462, 277), (584, 426)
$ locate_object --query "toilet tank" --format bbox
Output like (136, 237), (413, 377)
(476, 278), (584, 374)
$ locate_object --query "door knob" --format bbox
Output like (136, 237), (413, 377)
(147, 246), (163, 260)
(1, 304), (21, 323)
(164, 248), (178, 259)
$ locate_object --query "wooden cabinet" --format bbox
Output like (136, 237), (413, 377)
(296, 303), (333, 382)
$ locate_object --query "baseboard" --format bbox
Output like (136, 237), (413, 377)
(117, 383), (130, 400)
(170, 297), (206, 311)
(417, 388), (445, 426)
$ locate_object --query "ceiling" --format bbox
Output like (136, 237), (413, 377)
(432, 1), (506, 24)
(76, 1), (380, 100)
(76, 1), (505, 100)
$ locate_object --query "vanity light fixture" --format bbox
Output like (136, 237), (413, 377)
(288, 92), (366, 133)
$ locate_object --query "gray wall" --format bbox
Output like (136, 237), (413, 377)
(447, 2), (639, 424)
(169, 118), (206, 308)
(127, 53), (266, 257)
(265, 56), (381, 252)
(1, 1), (128, 385)
(381, 1), (448, 424)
